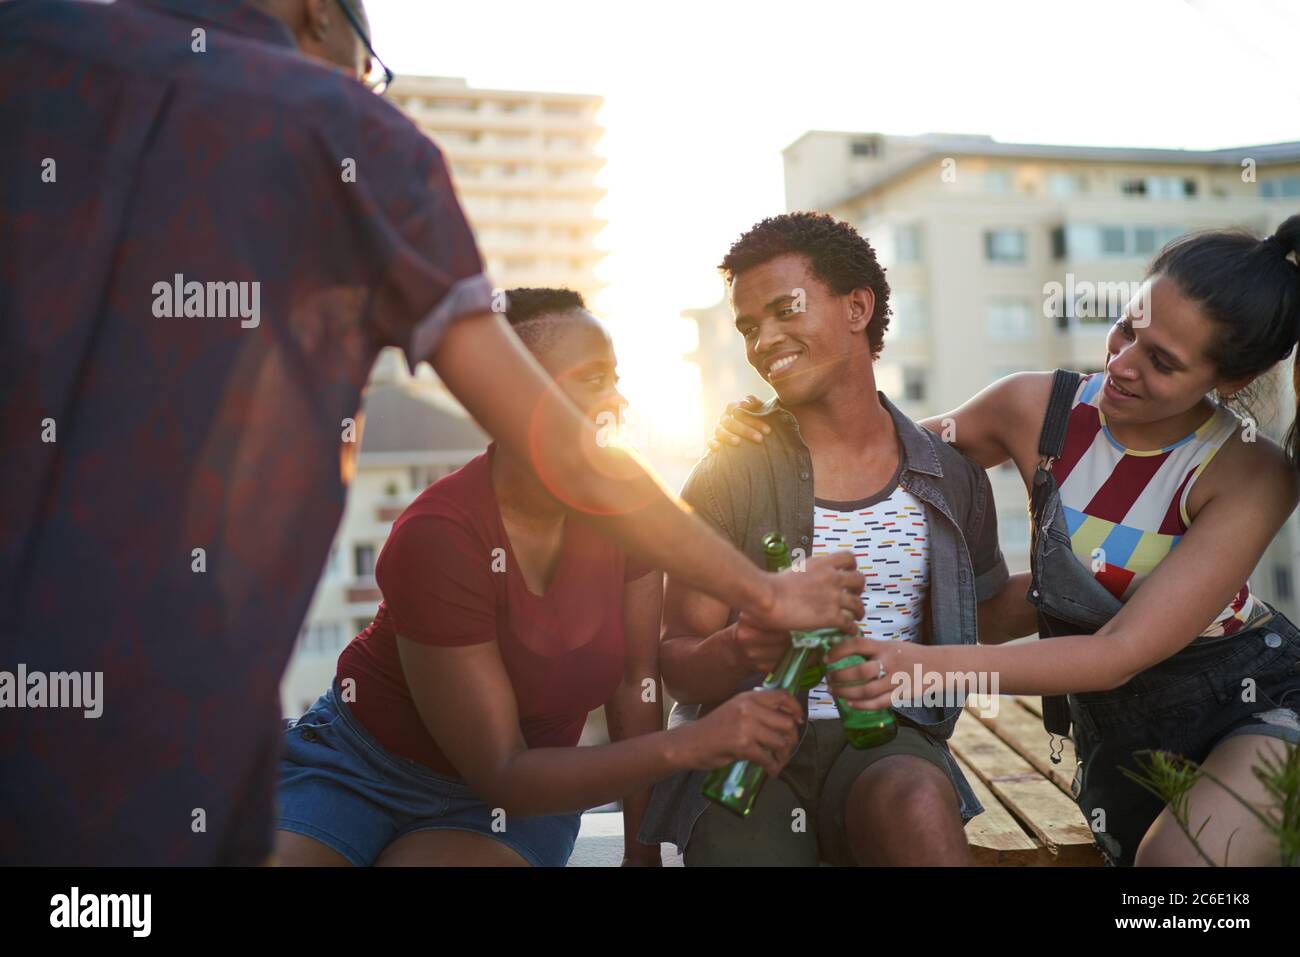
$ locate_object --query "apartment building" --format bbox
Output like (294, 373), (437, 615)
(693, 131), (1300, 616)
(388, 75), (607, 305)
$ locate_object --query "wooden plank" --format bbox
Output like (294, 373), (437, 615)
(952, 752), (1045, 866)
(1017, 695), (1042, 718)
(965, 696), (1078, 795)
(951, 712), (1101, 866)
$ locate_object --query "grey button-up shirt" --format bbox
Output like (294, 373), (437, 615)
(638, 390), (1009, 850)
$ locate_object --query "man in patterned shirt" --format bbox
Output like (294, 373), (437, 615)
(640, 213), (1025, 865)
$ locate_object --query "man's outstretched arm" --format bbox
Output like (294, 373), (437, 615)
(431, 311), (864, 632)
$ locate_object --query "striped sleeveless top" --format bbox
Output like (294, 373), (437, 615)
(1053, 372), (1264, 637)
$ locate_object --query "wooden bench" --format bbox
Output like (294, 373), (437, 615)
(568, 696), (1103, 866)
(953, 695), (1102, 866)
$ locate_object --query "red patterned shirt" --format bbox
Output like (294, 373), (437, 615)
(0, 0), (492, 863)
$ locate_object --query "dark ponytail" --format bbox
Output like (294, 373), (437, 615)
(1148, 214), (1300, 468)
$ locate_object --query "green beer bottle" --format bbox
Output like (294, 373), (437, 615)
(699, 627), (830, 816)
(761, 534), (827, 691)
(701, 533), (836, 817)
(771, 533), (895, 748)
(821, 632), (897, 749)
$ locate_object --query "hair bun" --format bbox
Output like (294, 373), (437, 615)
(1271, 215), (1300, 261)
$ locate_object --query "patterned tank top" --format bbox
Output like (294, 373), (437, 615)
(1053, 372), (1264, 637)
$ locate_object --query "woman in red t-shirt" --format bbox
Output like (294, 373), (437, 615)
(275, 288), (802, 866)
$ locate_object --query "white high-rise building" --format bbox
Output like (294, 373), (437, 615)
(389, 75), (606, 305)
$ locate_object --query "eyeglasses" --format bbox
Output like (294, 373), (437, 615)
(335, 0), (394, 95)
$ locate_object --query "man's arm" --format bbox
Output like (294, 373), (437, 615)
(431, 311), (864, 632)
(656, 452), (797, 706)
(365, 126), (858, 633)
(660, 588), (794, 706)
(977, 571), (1038, 644)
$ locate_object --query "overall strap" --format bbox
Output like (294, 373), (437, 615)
(1037, 369), (1083, 464)
(1033, 369), (1083, 752)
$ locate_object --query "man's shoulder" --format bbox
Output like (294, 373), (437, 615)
(885, 406), (973, 476)
(890, 410), (990, 520)
(929, 430), (987, 479)
(683, 428), (785, 495)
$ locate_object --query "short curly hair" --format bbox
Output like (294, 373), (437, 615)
(504, 287), (586, 325)
(719, 212), (891, 357)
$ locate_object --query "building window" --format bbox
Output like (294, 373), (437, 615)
(902, 368), (927, 402)
(1121, 175), (1195, 199)
(894, 224), (923, 263)
(890, 292), (928, 337)
(1050, 226), (1067, 260)
(354, 544), (376, 579)
(984, 229), (1026, 263)
(1057, 224), (1183, 260)
(1100, 226), (1127, 256)
(1047, 173), (1087, 197)
(1274, 564), (1293, 602)
(1261, 176), (1300, 198)
(850, 138), (878, 158)
(984, 170), (1013, 194)
(299, 622), (345, 655)
(986, 299), (1035, 339)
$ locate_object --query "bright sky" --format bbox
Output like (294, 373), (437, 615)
(368, 0), (1300, 454)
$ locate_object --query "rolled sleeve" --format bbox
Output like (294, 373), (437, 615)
(408, 272), (495, 367)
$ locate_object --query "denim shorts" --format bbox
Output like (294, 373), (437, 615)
(1068, 608), (1300, 866)
(277, 682), (581, 866)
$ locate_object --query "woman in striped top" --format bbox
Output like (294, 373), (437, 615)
(1049, 368), (1265, 637)
(718, 216), (1300, 865)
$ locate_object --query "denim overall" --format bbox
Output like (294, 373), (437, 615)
(1027, 370), (1300, 865)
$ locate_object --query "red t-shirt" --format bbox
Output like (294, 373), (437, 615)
(337, 446), (653, 777)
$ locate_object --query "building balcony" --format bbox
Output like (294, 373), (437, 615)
(344, 580), (382, 605)
(402, 106), (601, 136)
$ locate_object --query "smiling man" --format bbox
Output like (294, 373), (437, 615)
(639, 212), (1013, 866)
